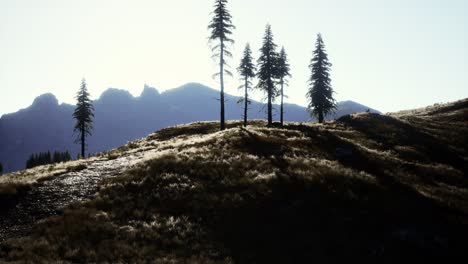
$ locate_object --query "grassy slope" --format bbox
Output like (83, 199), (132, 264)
(1, 99), (467, 263)
(0, 159), (90, 211)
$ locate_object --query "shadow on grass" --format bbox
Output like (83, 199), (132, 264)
(234, 128), (289, 158)
(115, 150), (468, 263)
(204, 175), (466, 263)
(0, 184), (32, 215)
(149, 120), (268, 142)
(338, 114), (467, 173)
(2, 115), (467, 262)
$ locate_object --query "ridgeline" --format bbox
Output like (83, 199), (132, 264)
(0, 99), (467, 262)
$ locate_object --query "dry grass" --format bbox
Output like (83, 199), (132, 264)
(0, 159), (92, 198)
(0, 134), (153, 198)
(1, 100), (467, 262)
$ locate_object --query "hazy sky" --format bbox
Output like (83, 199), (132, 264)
(1, 0), (467, 116)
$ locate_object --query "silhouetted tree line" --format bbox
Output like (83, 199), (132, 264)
(70, 1), (333, 161)
(0, 162), (3, 175)
(26, 151), (72, 169)
(209, 0), (335, 129)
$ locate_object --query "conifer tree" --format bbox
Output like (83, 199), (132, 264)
(0, 162), (3, 175)
(26, 150), (71, 169)
(53, 151), (60, 163)
(237, 43), (256, 127)
(208, 0), (235, 131)
(307, 34), (336, 123)
(26, 154), (33, 169)
(26, 153), (37, 169)
(256, 24), (279, 126)
(277, 47), (291, 126)
(73, 78), (94, 158)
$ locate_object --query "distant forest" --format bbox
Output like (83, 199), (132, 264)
(26, 151), (72, 169)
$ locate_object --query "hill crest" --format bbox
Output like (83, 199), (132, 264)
(0, 83), (379, 173)
(0, 98), (466, 262)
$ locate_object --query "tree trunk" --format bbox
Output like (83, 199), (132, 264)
(244, 78), (248, 127)
(280, 78), (284, 126)
(318, 111), (324, 124)
(81, 124), (85, 158)
(220, 39), (225, 131)
(267, 82), (272, 126)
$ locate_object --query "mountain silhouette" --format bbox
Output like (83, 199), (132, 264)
(0, 83), (379, 172)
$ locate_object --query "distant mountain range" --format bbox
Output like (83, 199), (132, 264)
(0, 83), (379, 173)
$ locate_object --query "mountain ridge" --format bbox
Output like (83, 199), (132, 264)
(0, 83), (379, 173)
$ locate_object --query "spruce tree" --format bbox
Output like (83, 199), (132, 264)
(237, 43), (256, 127)
(73, 78), (94, 158)
(256, 24), (279, 126)
(26, 154), (33, 169)
(53, 151), (60, 163)
(277, 47), (291, 126)
(208, 0), (235, 131)
(307, 34), (336, 123)
(46, 151), (51, 164)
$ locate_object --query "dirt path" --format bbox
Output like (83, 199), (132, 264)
(0, 150), (156, 243)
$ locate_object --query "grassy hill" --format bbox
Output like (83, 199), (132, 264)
(0, 99), (467, 263)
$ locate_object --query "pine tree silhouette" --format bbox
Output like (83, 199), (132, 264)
(53, 151), (60, 163)
(26, 150), (72, 169)
(208, 0), (235, 131)
(256, 24), (280, 126)
(73, 78), (94, 158)
(237, 43), (256, 127)
(277, 47), (291, 126)
(0, 162), (3, 175)
(307, 34), (336, 123)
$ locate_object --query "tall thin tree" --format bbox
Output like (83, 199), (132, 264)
(208, 0), (235, 131)
(73, 78), (94, 158)
(237, 43), (256, 127)
(256, 24), (279, 126)
(307, 34), (336, 123)
(277, 46), (291, 126)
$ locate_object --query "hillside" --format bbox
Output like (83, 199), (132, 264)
(0, 99), (467, 262)
(0, 83), (379, 173)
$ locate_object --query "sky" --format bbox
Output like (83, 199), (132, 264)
(1, 0), (467, 116)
